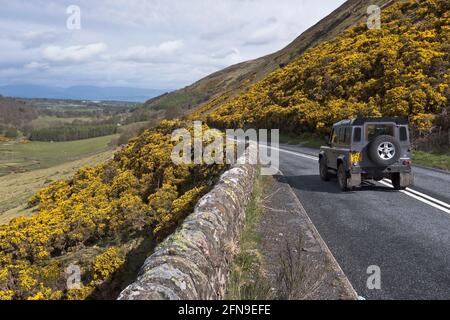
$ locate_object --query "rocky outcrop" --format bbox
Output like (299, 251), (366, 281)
(118, 161), (256, 300)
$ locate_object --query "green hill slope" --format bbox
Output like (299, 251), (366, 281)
(134, 0), (392, 118)
(204, 0), (449, 139)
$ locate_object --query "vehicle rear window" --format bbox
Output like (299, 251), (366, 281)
(366, 124), (394, 141)
(400, 127), (408, 141)
(353, 127), (362, 142)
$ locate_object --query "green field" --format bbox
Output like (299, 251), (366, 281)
(0, 134), (118, 176)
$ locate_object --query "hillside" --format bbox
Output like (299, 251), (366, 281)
(134, 0), (391, 117)
(203, 0), (449, 141)
(0, 148), (116, 225)
(0, 121), (226, 300)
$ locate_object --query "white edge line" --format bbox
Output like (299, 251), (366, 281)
(270, 145), (319, 161)
(382, 179), (450, 209)
(379, 180), (450, 215)
(406, 187), (450, 210)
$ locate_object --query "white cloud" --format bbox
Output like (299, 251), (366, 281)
(14, 30), (62, 49)
(42, 43), (107, 62)
(118, 40), (184, 61)
(24, 61), (49, 69)
(0, 0), (347, 89)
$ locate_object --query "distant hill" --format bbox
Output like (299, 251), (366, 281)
(0, 85), (168, 102)
(134, 0), (391, 117)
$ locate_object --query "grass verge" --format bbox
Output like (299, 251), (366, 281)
(412, 150), (450, 171)
(226, 168), (273, 300)
(279, 132), (326, 148)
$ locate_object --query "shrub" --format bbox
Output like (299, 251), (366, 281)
(0, 120), (227, 300)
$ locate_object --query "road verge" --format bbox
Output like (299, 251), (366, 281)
(255, 170), (357, 299)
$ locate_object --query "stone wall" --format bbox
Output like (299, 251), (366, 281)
(118, 161), (256, 300)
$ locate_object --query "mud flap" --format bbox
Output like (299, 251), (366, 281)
(347, 173), (361, 189)
(400, 172), (414, 188)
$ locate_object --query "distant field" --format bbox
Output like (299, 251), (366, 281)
(0, 149), (116, 224)
(0, 134), (118, 176)
(29, 115), (93, 128)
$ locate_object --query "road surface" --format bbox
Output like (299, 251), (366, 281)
(275, 143), (450, 300)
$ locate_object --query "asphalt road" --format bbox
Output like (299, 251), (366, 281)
(276, 143), (450, 300)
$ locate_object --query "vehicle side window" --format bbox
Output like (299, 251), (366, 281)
(338, 127), (345, 145)
(331, 129), (338, 145)
(353, 127), (362, 143)
(399, 127), (408, 141)
(344, 127), (351, 145)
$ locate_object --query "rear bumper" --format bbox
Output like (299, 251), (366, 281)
(348, 169), (414, 187)
(351, 165), (412, 175)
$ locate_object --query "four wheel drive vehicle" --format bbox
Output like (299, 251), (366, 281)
(319, 117), (414, 191)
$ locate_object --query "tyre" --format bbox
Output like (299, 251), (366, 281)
(319, 158), (331, 181)
(368, 135), (401, 166)
(391, 173), (406, 190)
(337, 164), (349, 191)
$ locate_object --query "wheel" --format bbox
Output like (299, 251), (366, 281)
(337, 164), (349, 191)
(368, 135), (401, 166)
(391, 173), (406, 190)
(319, 158), (331, 181)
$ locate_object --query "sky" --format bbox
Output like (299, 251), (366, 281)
(0, 0), (346, 90)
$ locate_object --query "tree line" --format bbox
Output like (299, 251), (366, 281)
(0, 125), (19, 139)
(27, 123), (118, 141)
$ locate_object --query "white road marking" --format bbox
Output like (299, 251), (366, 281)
(379, 180), (450, 214)
(268, 145), (319, 161)
(269, 144), (450, 215)
(390, 181), (450, 210)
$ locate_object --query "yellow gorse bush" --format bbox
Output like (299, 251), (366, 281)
(91, 247), (125, 282)
(0, 120), (226, 300)
(205, 0), (449, 134)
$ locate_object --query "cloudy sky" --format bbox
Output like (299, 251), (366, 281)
(0, 0), (345, 90)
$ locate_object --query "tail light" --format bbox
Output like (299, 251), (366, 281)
(403, 160), (412, 166)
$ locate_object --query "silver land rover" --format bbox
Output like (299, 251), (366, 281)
(319, 117), (414, 191)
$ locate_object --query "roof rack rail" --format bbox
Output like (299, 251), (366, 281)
(352, 117), (408, 125)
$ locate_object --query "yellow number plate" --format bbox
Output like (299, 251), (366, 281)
(350, 152), (362, 163)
